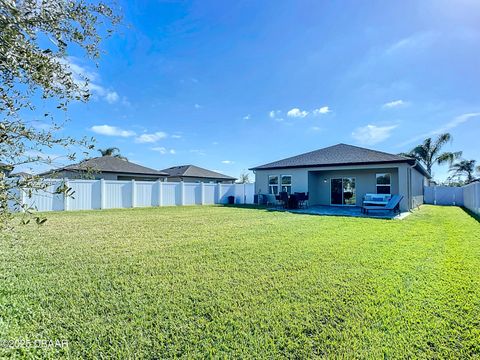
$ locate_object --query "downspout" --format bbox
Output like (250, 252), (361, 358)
(408, 161), (417, 210)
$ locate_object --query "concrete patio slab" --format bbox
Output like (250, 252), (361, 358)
(269, 205), (411, 220)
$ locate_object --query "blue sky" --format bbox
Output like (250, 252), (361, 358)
(25, 0), (480, 181)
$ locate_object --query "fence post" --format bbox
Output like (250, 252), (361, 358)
(243, 183), (246, 204)
(433, 186), (437, 205)
(131, 179), (136, 208)
(158, 179), (163, 207)
(180, 181), (185, 206)
(100, 179), (105, 209)
(63, 178), (69, 211)
(20, 188), (26, 212)
(201, 182), (205, 205)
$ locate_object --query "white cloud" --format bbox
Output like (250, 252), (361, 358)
(62, 58), (121, 104)
(385, 32), (437, 55)
(221, 160), (234, 164)
(171, 134), (182, 139)
(269, 110), (283, 121)
(287, 108), (309, 118)
(90, 125), (136, 137)
(135, 131), (167, 143)
(383, 99), (406, 108)
(151, 147), (167, 154)
(398, 112), (480, 147)
(352, 124), (398, 145)
(105, 91), (119, 104)
(194, 103), (202, 109)
(190, 149), (206, 156)
(151, 147), (176, 155)
(310, 126), (322, 131)
(243, 114), (251, 120)
(312, 106), (330, 115)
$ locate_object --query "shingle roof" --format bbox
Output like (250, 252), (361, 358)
(42, 156), (168, 176)
(161, 165), (236, 180)
(250, 143), (430, 177)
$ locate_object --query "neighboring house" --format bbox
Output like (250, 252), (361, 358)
(40, 156), (168, 181)
(161, 165), (236, 184)
(249, 143), (430, 211)
(9, 171), (33, 178)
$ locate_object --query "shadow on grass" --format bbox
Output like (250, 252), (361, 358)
(461, 207), (480, 223)
(220, 204), (397, 220)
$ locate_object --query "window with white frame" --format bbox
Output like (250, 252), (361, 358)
(376, 173), (391, 194)
(281, 175), (292, 194)
(268, 175), (279, 194)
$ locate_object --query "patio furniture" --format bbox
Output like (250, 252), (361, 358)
(363, 193), (391, 207)
(362, 195), (403, 215)
(287, 193), (299, 209)
(295, 192), (309, 208)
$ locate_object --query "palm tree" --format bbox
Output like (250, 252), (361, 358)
(449, 159), (478, 183)
(97, 147), (127, 160)
(399, 133), (462, 176)
(236, 171), (251, 184)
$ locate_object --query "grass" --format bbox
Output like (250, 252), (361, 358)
(0, 205), (479, 359)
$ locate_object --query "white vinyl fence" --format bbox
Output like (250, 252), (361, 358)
(11, 179), (255, 212)
(424, 183), (480, 215)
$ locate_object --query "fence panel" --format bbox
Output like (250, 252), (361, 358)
(10, 180), (256, 212)
(136, 181), (158, 207)
(161, 182), (180, 206)
(463, 182), (480, 215)
(203, 183), (217, 204)
(184, 183), (202, 205)
(25, 180), (64, 212)
(424, 186), (464, 206)
(104, 181), (132, 209)
(69, 180), (101, 210)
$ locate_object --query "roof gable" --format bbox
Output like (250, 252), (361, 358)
(45, 156), (168, 176)
(161, 165), (236, 180)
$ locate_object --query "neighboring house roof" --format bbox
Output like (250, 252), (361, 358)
(9, 172), (33, 178)
(41, 156), (168, 176)
(161, 165), (236, 181)
(250, 143), (430, 177)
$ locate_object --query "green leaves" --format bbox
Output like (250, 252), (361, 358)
(0, 0), (121, 230)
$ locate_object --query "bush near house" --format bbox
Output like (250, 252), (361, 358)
(0, 206), (479, 358)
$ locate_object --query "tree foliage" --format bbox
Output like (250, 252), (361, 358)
(400, 133), (462, 178)
(0, 0), (120, 230)
(98, 147), (127, 160)
(449, 159), (478, 184)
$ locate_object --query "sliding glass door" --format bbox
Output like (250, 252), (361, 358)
(330, 178), (356, 205)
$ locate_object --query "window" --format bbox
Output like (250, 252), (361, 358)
(376, 173), (391, 194)
(281, 175), (292, 194)
(268, 175), (279, 194)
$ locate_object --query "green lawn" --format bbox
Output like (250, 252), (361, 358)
(1, 205), (479, 359)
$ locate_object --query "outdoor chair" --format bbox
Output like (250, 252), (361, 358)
(295, 192), (309, 208)
(279, 191), (289, 208)
(362, 195), (403, 215)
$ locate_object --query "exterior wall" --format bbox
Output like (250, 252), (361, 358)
(309, 167), (399, 207)
(410, 167), (425, 208)
(166, 176), (235, 184)
(254, 162), (418, 211)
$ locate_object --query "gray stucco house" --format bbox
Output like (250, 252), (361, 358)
(249, 143), (430, 211)
(40, 156), (168, 181)
(161, 165), (236, 184)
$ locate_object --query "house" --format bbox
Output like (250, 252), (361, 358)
(161, 165), (236, 184)
(40, 156), (168, 181)
(249, 143), (430, 211)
